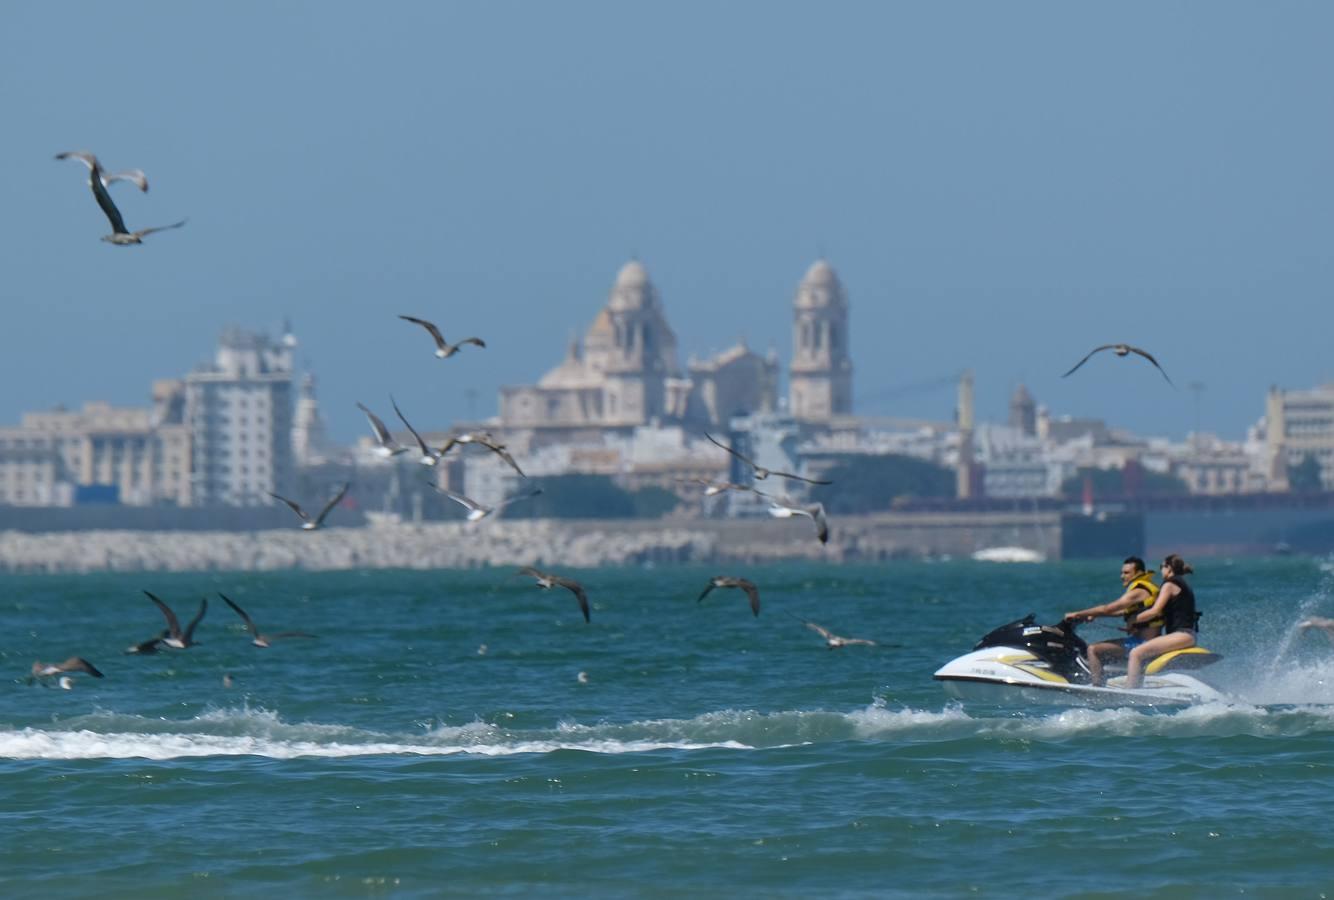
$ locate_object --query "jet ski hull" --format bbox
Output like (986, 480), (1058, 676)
(934, 648), (1228, 708)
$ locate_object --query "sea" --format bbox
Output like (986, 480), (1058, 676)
(2, 558), (1332, 898)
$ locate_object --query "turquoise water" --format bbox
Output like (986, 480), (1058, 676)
(2, 560), (1332, 897)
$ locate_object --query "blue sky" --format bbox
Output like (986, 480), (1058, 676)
(3, 2), (1332, 441)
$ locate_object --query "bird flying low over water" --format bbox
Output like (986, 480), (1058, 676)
(357, 403), (408, 458)
(787, 615), (877, 649)
(220, 594), (316, 647)
(391, 397), (441, 466)
(516, 567), (591, 623)
(430, 485), (543, 522)
(268, 483), (350, 531)
(29, 657), (104, 686)
(704, 434), (832, 485)
(145, 592), (208, 649)
(1062, 344), (1174, 386)
(760, 494), (830, 545)
(398, 315), (486, 359)
(56, 151), (187, 245)
(439, 432), (525, 478)
(698, 576), (762, 617)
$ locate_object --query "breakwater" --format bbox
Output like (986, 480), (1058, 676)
(0, 511), (1061, 573)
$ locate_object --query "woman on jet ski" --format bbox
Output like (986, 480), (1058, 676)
(1124, 554), (1197, 688)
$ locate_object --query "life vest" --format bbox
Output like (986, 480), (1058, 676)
(1123, 573), (1164, 630)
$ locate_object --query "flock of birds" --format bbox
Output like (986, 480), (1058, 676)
(35, 148), (1194, 690)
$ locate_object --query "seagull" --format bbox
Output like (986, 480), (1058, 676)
(761, 494), (830, 544)
(391, 397), (440, 466)
(431, 485), (543, 522)
(516, 566), (591, 622)
(698, 576), (761, 617)
(220, 594), (316, 647)
(440, 432), (525, 477)
(398, 315), (486, 359)
(704, 433), (832, 485)
(56, 151), (186, 245)
(28, 657), (104, 686)
(678, 476), (755, 497)
(1062, 344), (1174, 386)
(55, 150), (149, 192)
(787, 615), (877, 649)
(357, 403), (408, 458)
(267, 482), (350, 530)
(145, 591), (207, 649)
(124, 631), (168, 655)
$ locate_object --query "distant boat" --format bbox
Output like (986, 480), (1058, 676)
(971, 546), (1046, 564)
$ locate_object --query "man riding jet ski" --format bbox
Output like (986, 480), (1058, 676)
(932, 614), (1226, 707)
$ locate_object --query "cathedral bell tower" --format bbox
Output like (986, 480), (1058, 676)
(788, 259), (852, 422)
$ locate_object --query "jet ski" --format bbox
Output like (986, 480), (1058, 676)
(933, 614), (1228, 708)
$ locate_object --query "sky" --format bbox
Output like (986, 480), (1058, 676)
(3, 1), (1333, 443)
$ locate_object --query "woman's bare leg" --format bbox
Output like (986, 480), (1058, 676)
(1125, 632), (1196, 688)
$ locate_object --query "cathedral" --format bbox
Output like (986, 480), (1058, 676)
(498, 259), (851, 439)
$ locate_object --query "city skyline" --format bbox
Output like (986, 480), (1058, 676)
(5, 3), (1334, 443)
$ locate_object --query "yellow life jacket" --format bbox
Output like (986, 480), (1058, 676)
(1123, 573), (1163, 630)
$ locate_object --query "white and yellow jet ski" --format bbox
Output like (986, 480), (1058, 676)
(934, 615), (1227, 707)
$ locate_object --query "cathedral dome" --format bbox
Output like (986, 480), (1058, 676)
(608, 260), (658, 311)
(794, 259), (846, 309)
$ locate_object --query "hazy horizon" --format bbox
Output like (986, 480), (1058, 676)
(5, 2), (1333, 443)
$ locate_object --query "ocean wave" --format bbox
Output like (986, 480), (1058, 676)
(4, 699), (1334, 761)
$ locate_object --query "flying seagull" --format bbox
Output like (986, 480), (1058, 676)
(698, 576), (761, 617)
(55, 150), (149, 192)
(398, 315), (486, 359)
(787, 615), (877, 649)
(1062, 344), (1174, 386)
(440, 432), (525, 477)
(704, 433), (832, 485)
(430, 485), (543, 522)
(56, 151), (186, 245)
(28, 657), (104, 686)
(516, 566), (591, 622)
(391, 397), (440, 466)
(145, 591), (208, 649)
(1300, 616), (1334, 643)
(357, 402), (408, 458)
(761, 494), (830, 545)
(678, 476), (755, 497)
(220, 594), (316, 647)
(267, 482), (350, 530)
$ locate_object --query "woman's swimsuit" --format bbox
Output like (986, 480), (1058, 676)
(1162, 575), (1197, 635)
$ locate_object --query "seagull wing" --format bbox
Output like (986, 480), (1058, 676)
(697, 580), (720, 603)
(267, 491), (309, 522)
(738, 579), (761, 616)
(1061, 345), (1117, 378)
(438, 436), (460, 456)
(841, 638), (877, 647)
(183, 597), (208, 642)
(1127, 346), (1175, 386)
(804, 621), (835, 641)
(105, 169), (149, 192)
(496, 488), (543, 511)
(55, 150), (98, 171)
(458, 337), (486, 349)
(132, 219), (188, 239)
(705, 432), (759, 471)
(391, 396), (432, 456)
(312, 482), (350, 527)
(399, 315), (448, 351)
(809, 504), (829, 544)
(125, 633), (165, 654)
(145, 590), (183, 641)
(219, 593), (258, 636)
(434, 486), (483, 513)
(517, 565), (547, 580)
(487, 444), (526, 477)
(552, 576), (590, 622)
(58, 657), (104, 677)
(88, 166), (130, 235)
(768, 470), (833, 485)
(357, 403), (396, 447)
